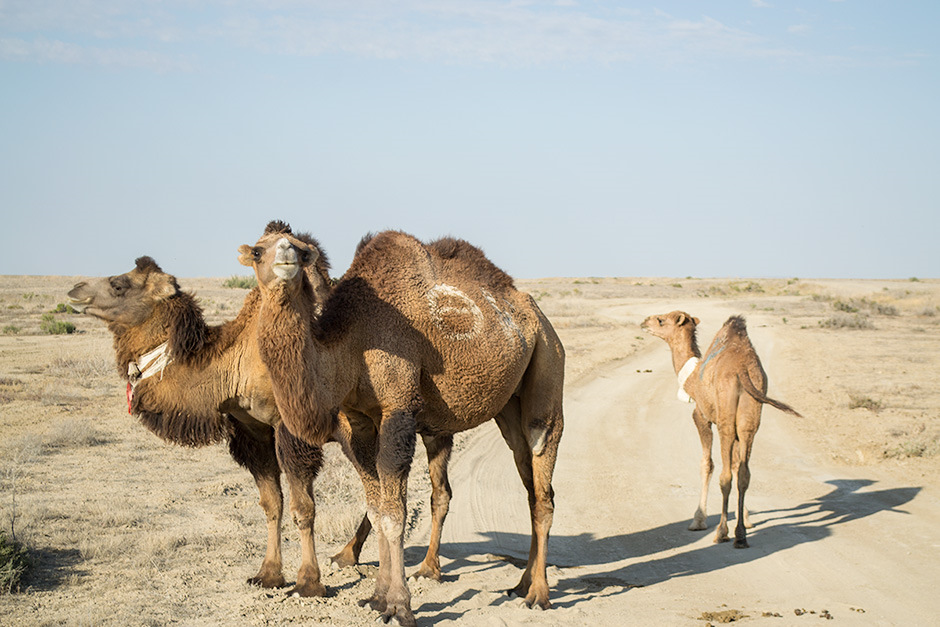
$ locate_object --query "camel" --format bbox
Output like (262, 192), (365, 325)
(641, 311), (801, 548)
(239, 222), (565, 626)
(67, 254), (373, 596)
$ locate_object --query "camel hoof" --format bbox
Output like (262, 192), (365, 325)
(359, 596), (387, 613)
(247, 574), (286, 589)
(688, 520), (707, 531)
(379, 605), (416, 627)
(287, 582), (328, 597)
(330, 551), (358, 569)
(733, 538), (749, 549)
(410, 564), (442, 582)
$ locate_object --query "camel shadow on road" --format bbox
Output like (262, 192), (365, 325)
(417, 479), (921, 612)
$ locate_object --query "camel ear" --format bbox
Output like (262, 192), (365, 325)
(675, 313), (687, 326)
(237, 244), (255, 267)
(693, 317), (700, 326)
(148, 272), (178, 300)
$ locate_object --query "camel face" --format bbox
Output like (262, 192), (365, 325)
(641, 311), (699, 341)
(239, 231), (319, 291)
(68, 257), (177, 325)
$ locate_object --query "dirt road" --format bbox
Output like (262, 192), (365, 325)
(399, 299), (940, 625)
(2, 276), (938, 626)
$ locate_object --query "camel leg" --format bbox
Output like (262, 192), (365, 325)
(689, 407), (714, 531)
(228, 421), (286, 589)
(732, 400), (760, 548)
(274, 424), (328, 596)
(411, 433), (453, 582)
(495, 391), (562, 611)
(371, 409), (417, 627)
(337, 411), (395, 615)
(331, 514), (372, 568)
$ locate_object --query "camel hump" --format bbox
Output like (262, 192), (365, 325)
(427, 237), (515, 292)
(723, 315), (748, 338)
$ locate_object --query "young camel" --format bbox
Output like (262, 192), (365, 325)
(641, 311), (801, 548)
(239, 222), (565, 627)
(68, 256), (372, 596)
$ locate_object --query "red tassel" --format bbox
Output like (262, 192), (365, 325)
(127, 382), (133, 414)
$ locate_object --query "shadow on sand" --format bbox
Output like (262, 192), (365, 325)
(409, 478), (920, 616)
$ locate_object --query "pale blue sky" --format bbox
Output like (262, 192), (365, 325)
(1, 1), (937, 279)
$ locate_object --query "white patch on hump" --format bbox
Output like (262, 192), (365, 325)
(426, 284), (484, 341)
(481, 287), (526, 348)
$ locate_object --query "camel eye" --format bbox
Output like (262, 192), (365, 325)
(300, 250), (310, 263)
(252, 247), (262, 260)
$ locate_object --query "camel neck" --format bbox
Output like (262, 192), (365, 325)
(668, 339), (700, 375)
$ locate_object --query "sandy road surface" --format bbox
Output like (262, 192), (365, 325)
(2, 276), (939, 626)
(401, 299), (940, 625)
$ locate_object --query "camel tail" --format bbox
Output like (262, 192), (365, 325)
(738, 373), (803, 417)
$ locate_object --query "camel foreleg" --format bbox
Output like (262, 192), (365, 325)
(690, 407), (713, 531)
(228, 421), (286, 589)
(275, 424), (328, 596)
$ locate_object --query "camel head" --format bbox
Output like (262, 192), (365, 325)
(239, 220), (325, 294)
(68, 257), (179, 326)
(641, 311), (700, 342)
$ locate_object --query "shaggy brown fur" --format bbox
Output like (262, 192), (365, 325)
(642, 311), (801, 548)
(240, 224), (566, 627)
(68, 258), (371, 597)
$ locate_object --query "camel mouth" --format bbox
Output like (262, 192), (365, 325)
(272, 262), (300, 281)
(68, 297), (91, 313)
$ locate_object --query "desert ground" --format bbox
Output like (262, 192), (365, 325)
(1, 273), (938, 626)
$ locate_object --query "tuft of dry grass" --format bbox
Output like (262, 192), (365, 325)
(849, 394), (883, 412)
(819, 314), (875, 330)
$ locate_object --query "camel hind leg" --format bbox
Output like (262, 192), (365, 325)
(494, 339), (564, 610)
(713, 393), (740, 545)
(412, 433), (454, 581)
(732, 397), (761, 548)
(689, 407), (713, 531)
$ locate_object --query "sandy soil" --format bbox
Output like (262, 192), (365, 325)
(1, 274), (938, 626)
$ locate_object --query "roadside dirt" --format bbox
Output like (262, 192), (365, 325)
(1, 275), (938, 625)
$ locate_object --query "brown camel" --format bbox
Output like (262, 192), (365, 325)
(68, 255), (372, 596)
(641, 311), (801, 548)
(239, 222), (565, 626)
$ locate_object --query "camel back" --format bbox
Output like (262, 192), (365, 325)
(322, 231), (553, 428)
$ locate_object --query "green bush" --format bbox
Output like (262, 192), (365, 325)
(222, 275), (257, 289)
(0, 531), (29, 594)
(40, 314), (76, 335)
(2, 325), (20, 335)
(50, 303), (77, 314)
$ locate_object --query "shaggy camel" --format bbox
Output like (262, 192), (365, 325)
(68, 255), (372, 596)
(641, 311), (801, 548)
(239, 222), (565, 626)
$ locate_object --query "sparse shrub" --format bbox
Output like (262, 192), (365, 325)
(50, 303), (77, 314)
(222, 275), (257, 289)
(39, 314), (76, 335)
(0, 530), (29, 594)
(729, 281), (764, 294)
(819, 314), (874, 330)
(885, 437), (939, 459)
(920, 307), (937, 317)
(833, 300), (859, 313)
(2, 325), (20, 335)
(671, 283), (683, 289)
(848, 394), (883, 412)
(6, 304), (22, 310)
(909, 277), (920, 282)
